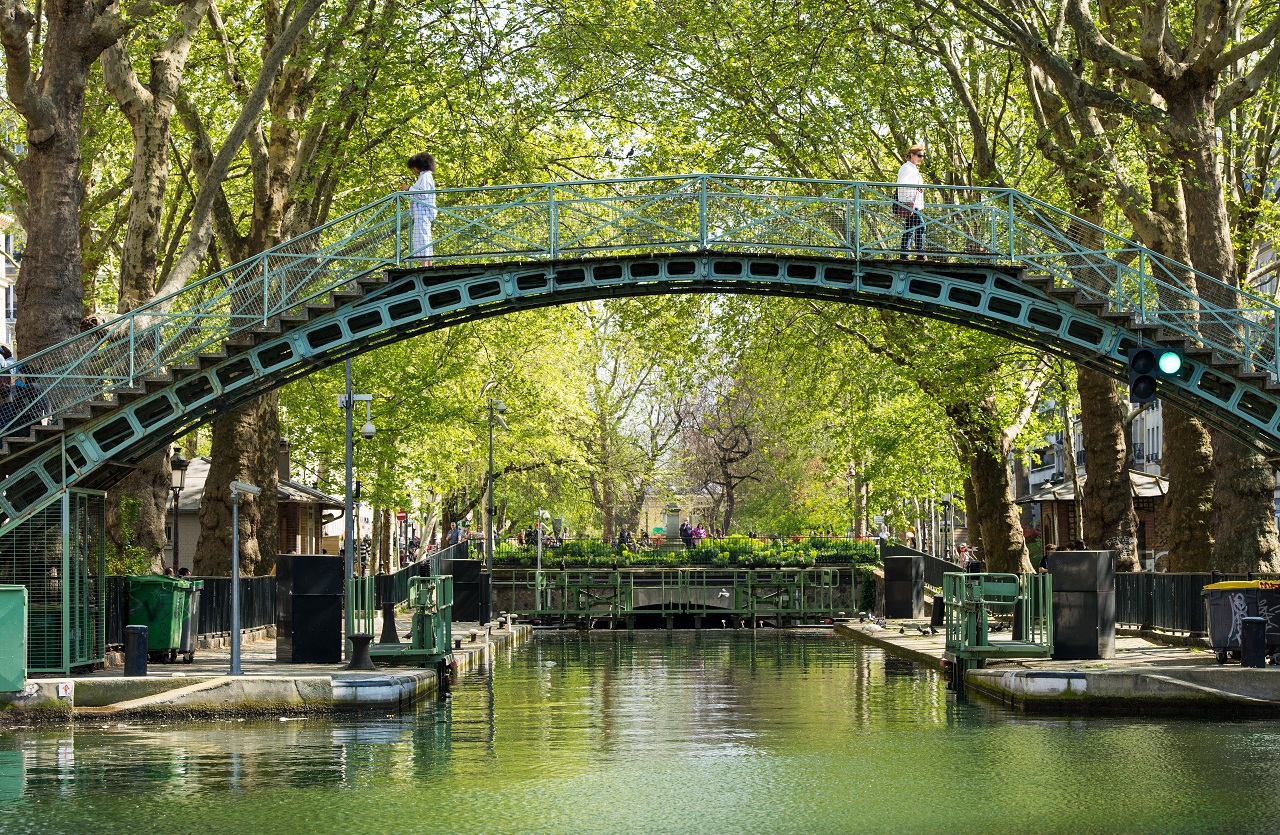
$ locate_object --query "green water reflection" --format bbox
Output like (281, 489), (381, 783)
(2, 631), (1279, 834)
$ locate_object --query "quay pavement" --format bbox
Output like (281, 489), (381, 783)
(835, 619), (1280, 717)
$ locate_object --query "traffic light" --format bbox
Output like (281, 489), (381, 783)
(1126, 347), (1158, 403)
(1157, 349), (1184, 376)
(1126, 346), (1183, 403)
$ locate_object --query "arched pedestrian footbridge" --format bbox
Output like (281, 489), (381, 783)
(1, 174), (1277, 535)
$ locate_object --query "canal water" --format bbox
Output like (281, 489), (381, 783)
(2, 631), (1279, 834)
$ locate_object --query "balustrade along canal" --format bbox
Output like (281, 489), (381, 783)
(489, 568), (865, 627)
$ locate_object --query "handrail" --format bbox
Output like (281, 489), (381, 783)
(6, 173), (1275, 438)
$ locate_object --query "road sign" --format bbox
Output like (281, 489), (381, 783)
(395, 510), (408, 521)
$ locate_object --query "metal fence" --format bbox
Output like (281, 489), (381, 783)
(922, 554), (965, 592)
(375, 560), (431, 608)
(1114, 572), (1280, 634)
(102, 575), (277, 648)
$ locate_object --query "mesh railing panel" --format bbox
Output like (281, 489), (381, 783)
(0, 490), (104, 672)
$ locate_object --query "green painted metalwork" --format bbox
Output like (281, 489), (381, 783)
(370, 575), (454, 665)
(0, 586), (26, 691)
(8, 174), (1275, 440)
(347, 575), (376, 639)
(4, 175), (1280, 538)
(493, 568), (845, 624)
(943, 572), (1053, 669)
(0, 489), (105, 674)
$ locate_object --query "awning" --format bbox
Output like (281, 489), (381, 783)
(1016, 470), (1168, 504)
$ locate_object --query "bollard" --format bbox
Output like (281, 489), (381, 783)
(1011, 598), (1027, 641)
(124, 625), (148, 676)
(930, 595), (945, 629)
(346, 633), (376, 670)
(379, 603), (400, 645)
(1241, 616), (1267, 668)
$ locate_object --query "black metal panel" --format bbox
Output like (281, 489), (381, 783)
(278, 554), (344, 596)
(451, 574), (490, 622)
(442, 559), (483, 583)
(288, 595), (343, 664)
(1051, 590), (1116, 660)
(1048, 550), (1116, 593)
(883, 555), (924, 619)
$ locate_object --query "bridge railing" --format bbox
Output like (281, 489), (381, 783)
(7, 174), (1276, 439)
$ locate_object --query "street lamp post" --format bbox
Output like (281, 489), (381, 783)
(169, 451), (189, 571)
(229, 480), (261, 675)
(484, 398), (507, 624)
(535, 508), (550, 612)
(339, 359), (375, 657)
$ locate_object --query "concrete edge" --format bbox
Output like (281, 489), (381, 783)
(964, 667), (1280, 718)
(832, 622), (945, 669)
(0, 624), (533, 725)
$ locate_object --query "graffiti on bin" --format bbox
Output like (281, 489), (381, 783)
(1228, 592), (1248, 645)
(1260, 597), (1280, 633)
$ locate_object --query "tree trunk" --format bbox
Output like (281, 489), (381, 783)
(381, 506), (393, 572)
(1163, 405), (1215, 571)
(14, 97), (86, 355)
(193, 393), (280, 575)
(950, 399), (1029, 572)
(1210, 431), (1280, 573)
(967, 443), (1030, 573)
(106, 450), (172, 572)
(1169, 85), (1280, 573)
(1077, 368), (1139, 570)
(721, 485), (735, 535)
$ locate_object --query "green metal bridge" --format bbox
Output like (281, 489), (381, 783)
(2, 173), (1278, 542)
(490, 568), (855, 627)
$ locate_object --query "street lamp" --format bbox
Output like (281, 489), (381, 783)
(229, 479), (261, 675)
(484, 398), (508, 623)
(169, 451), (189, 571)
(339, 359), (374, 656)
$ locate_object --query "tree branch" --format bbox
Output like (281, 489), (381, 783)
(151, 0), (326, 301)
(0, 0), (53, 139)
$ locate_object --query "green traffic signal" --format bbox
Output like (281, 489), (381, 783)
(1158, 350), (1183, 375)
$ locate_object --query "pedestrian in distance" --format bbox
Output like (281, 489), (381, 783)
(1038, 542), (1057, 574)
(895, 144), (927, 260)
(405, 152), (438, 267)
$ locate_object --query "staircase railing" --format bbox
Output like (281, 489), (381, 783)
(6, 174), (1276, 439)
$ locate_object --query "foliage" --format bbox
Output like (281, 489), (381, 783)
(491, 536), (879, 568)
(106, 497), (156, 576)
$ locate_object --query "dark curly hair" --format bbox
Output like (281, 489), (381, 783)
(407, 152), (436, 173)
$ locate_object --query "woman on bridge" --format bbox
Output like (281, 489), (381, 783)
(405, 152), (438, 266)
(895, 144), (927, 259)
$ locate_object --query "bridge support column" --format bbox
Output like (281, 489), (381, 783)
(625, 616), (635, 631)
(665, 616), (673, 631)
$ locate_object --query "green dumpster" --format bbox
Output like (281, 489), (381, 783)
(127, 576), (188, 657)
(0, 586), (26, 691)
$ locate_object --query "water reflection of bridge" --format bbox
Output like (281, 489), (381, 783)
(490, 568), (865, 629)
